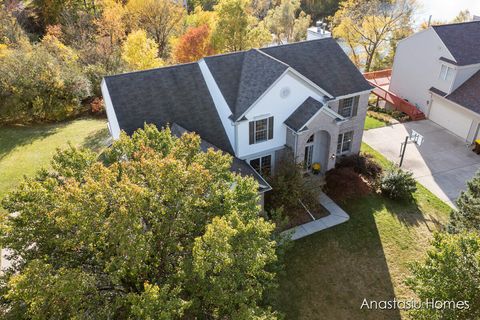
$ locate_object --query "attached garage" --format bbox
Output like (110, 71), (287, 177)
(428, 97), (473, 140)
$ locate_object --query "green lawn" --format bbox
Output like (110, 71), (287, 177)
(0, 118), (109, 200)
(364, 115), (387, 130)
(275, 143), (451, 319)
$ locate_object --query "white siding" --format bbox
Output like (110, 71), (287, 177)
(389, 28), (456, 113)
(236, 71), (325, 158)
(101, 79), (121, 140)
(451, 65), (480, 92)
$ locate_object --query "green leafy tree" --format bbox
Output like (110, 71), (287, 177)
(406, 232), (480, 320)
(212, 0), (271, 52)
(0, 124), (280, 319)
(122, 29), (163, 71)
(302, 0), (340, 22)
(449, 170), (480, 233)
(0, 41), (90, 124)
(265, 0), (311, 44)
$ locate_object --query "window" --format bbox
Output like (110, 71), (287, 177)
(249, 117), (274, 144)
(250, 155), (272, 176)
(439, 65), (454, 81)
(307, 134), (314, 143)
(338, 96), (359, 118)
(337, 131), (353, 155)
(304, 134), (314, 170)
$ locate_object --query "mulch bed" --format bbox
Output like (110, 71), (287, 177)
(282, 200), (330, 230)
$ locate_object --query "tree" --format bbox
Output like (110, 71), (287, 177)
(452, 9), (471, 23)
(122, 29), (163, 71)
(0, 5), (28, 46)
(264, 0), (311, 44)
(0, 41), (90, 124)
(448, 170), (480, 233)
(212, 0), (271, 53)
(173, 24), (214, 63)
(0, 124), (280, 319)
(302, 0), (340, 22)
(333, 0), (416, 71)
(406, 232), (480, 319)
(184, 5), (218, 29)
(126, 0), (185, 58)
(27, 0), (94, 32)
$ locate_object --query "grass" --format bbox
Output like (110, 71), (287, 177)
(275, 143), (451, 319)
(364, 115), (387, 130)
(0, 118), (109, 200)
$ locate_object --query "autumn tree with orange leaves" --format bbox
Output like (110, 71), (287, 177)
(173, 24), (214, 63)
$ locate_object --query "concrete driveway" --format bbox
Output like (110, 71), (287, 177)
(363, 120), (480, 207)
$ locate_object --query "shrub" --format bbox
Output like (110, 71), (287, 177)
(265, 151), (319, 213)
(325, 167), (371, 202)
(380, 167), (417, 200)
(90, 97), (105, 114)
(336, 153), (382, 180)
(0, 43), (91, 124)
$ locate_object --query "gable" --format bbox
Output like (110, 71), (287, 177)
(205, 49), (288, 121)
(433, 21), (480, 66)
(260, 38), (372, 97)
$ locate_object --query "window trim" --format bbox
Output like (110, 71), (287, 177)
(338, 96), (359, 118)
(439, 64), (454, 81)
(249, 116), (274, 144)
(337, 131), (354, 155)
(249, 154), (273, 176)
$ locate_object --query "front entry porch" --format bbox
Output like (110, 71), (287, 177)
(297, 130), (335, 174)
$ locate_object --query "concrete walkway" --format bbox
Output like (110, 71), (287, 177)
(363, 120), (480, 208)
(283, 192), (350, 240)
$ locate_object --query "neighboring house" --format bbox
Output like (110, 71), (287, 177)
(389, 21), (480, 143)
(101, 38), (372, 199)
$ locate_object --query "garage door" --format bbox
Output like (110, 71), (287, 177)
(429, 98), (472, 140)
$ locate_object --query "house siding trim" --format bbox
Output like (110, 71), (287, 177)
(198, 59), (236, 149)
(101, 79), (121, 140)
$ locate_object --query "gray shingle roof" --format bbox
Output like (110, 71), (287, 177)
(104, 63), (234, 154)
(205, 49), (288, 120)
(260, 38), (373, 97)
(444, 70), (480, 115)
(433, 21), (480, 66)
(170, 123), (271, 192)
(284, 97), (323, 131)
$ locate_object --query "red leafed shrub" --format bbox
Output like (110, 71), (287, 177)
(90, 97), (104, 114)
(325, 167), (371, 202)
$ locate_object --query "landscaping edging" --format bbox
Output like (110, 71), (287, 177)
(282, 192), (350, 240)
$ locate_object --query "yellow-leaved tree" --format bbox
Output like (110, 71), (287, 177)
(121, 29), (164, 71)
(333, 0), (416, 71)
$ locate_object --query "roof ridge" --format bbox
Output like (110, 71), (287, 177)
(432, 20), (480, 29)
(104, 62), (198, 80)
(254, 48), (290, 68)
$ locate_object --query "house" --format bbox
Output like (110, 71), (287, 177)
(101, 38), (372, 199)
(389, 21), (480, 143)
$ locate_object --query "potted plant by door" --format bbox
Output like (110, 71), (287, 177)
(312, 162), (321, 174)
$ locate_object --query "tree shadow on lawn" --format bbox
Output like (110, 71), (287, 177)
(382, 196), (445, 233)
(275, 194), (404, 320)
(0, 123), (67, 161)
(81, 127), (111, 153)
